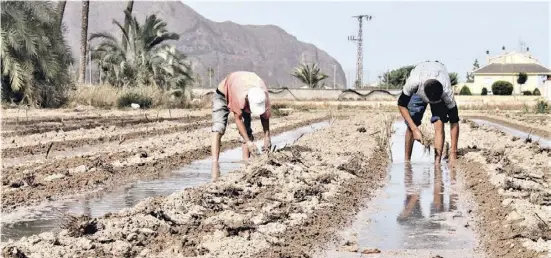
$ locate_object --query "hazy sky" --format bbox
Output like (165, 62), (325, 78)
(185, 1), (550, 85)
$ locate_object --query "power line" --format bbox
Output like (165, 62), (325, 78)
(348, 14), (372, 89)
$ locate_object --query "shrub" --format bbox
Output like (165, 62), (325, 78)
(481, 87), (488, 95)
(459, 85), (472, 95)
(491, 81), (514, 95)
(117, 92), (153, 109)
(517, 72), (528, 85)
(533, 88), (541, 96)
(522, 91), (533, 96)
(535, 98), (549, 114)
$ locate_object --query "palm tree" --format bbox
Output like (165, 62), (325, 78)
(89, 10), (192, 91)
(1, 1), (73, 107)
(449, 72), (459, 86)
(122, 0), (134, 52)
(56, 0), (67, 29)
(291, 63), (329, 88)
(79, 0), (90, 83)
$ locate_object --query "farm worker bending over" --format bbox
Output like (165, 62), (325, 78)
(211, 71), (272, 181)
(397, 61), (460, 165)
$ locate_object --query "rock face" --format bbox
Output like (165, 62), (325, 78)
(62, 1), (346, 88)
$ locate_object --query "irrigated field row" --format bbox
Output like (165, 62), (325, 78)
(1, 112), (391, 258)
(2, 111), (330, 212)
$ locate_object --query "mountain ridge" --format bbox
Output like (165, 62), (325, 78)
(61, 1), (347, 88)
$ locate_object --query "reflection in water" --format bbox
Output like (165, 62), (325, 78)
(1, 121), (330, 242)
(353, 122), (473, 250)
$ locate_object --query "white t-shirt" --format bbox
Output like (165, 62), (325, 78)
(402, 61), (456, 109)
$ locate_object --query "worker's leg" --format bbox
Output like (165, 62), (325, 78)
(405, 94), (427, 162)
(211, 90), (229, 181)
(240, 111), (254, 161)
(429, 102), (449, 165)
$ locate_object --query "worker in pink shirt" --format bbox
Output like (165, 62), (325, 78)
(211, 71), (272, 181)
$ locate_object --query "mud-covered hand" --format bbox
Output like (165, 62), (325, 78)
(246, 141), (260, 156)
(262, 137), (272, 153)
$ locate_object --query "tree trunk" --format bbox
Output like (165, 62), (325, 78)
(78, 0), (90, 84)
(122, 0), (134, 52)
(56, 1), (67, 29)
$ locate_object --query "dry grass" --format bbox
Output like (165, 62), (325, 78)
(67, 84), (196, 109)
(375, 113), (395, 159)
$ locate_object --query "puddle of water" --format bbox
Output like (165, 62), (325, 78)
(1, 121), (330, 242)
(471, 119), (550, 148)
(319, 122), (476, 257)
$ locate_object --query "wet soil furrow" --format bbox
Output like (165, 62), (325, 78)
(1, 116), (329, 212)
(464, 115), (550, 139)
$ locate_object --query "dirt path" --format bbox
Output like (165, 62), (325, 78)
(2, 112), (328, 212)
(1, 113), (392, 258)
(457, 119), (551, 258)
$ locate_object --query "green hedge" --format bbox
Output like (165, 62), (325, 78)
(459, 85), (472, 95)
(481, 87), (488, 95)
(491, 81), (514, 95)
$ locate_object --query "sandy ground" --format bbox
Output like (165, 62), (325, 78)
(1, 108), (330, 212)
(1, 112), (393, 258)
(457, 118), (551, 258)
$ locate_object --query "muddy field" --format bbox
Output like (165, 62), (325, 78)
(1, 108), (330, 212)
(2, 105), (551, 258)
(1, 111), (393, 257)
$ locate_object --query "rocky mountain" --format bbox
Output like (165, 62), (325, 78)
(61, 0), (347, 88)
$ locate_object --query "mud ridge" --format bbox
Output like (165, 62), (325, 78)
(261, 150), (388, 257)
(1, 115), (210, 137)
(1, 116), (329, 212)
(458, 119), (551, 257)
(1, 120), (212, 158)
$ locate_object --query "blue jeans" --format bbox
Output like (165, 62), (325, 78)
(405, 94), (450, 128)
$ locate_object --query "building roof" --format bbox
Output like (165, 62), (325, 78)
(474, 63), (551, 74)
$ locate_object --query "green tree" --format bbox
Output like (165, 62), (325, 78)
(492, 81), (514, 95)
(90, 10), (193, 91)
(481, 87), (488, 95)
(380, 65), (415, 88)
(291, 63), (328, 88)
(1, 1), (73, 107)
(466, 59), (479, 83)
(449, 72), (459, 86)
(517, 72), (527, 92)
(459, 85), (471, 95)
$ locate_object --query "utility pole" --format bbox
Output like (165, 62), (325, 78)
(348, 14), (372, 89)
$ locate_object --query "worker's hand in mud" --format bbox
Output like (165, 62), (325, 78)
(412, 128), (423, 142)
(263, 137), (272, 153)
(246, 141), (260, 156)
